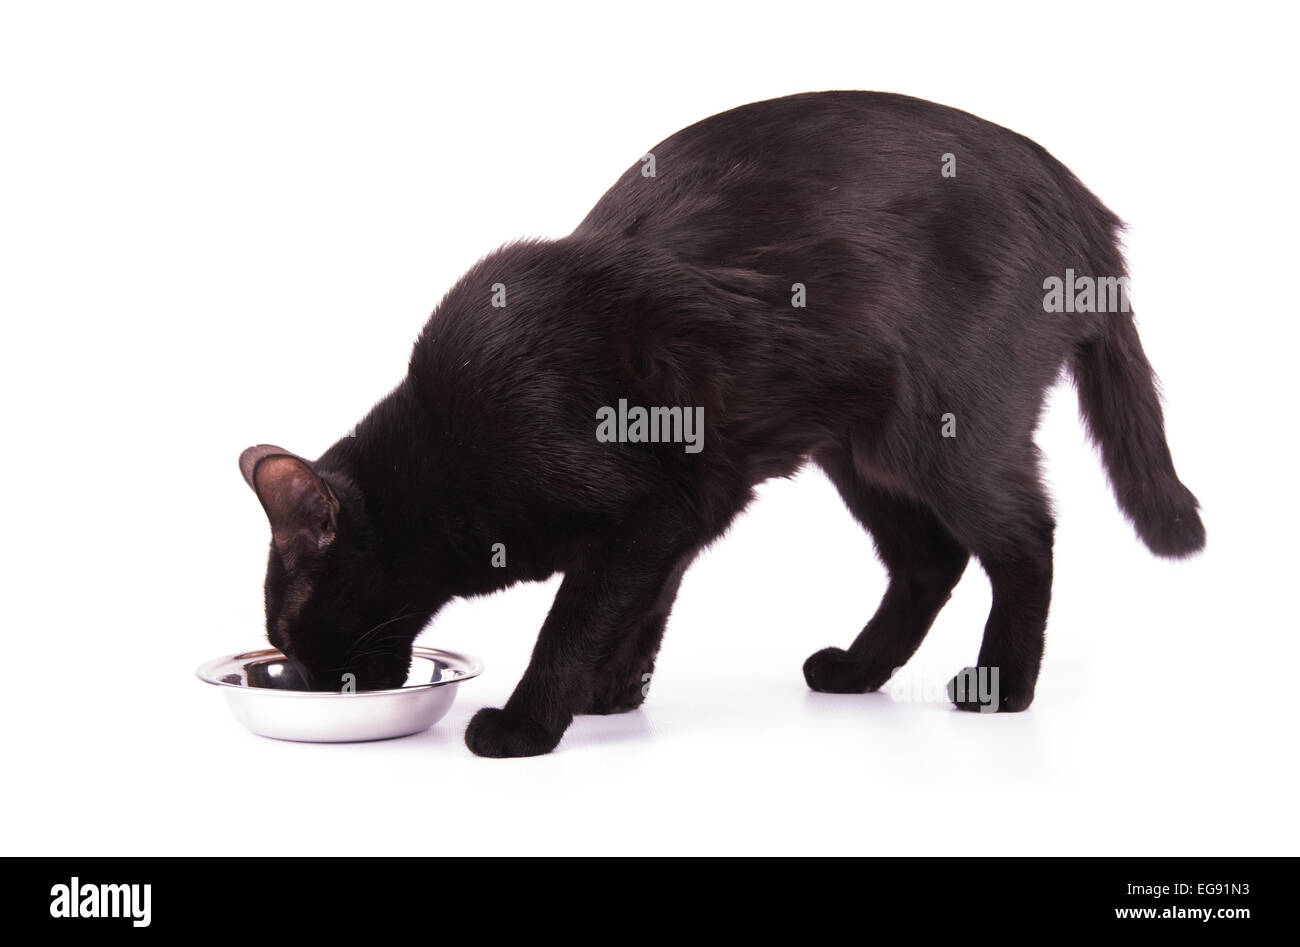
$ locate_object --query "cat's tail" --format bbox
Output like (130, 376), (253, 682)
(1071, 315), (1205, 558)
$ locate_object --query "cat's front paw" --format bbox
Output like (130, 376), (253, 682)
(583, 668), (650, 715)
(465, 707), (562, 758)
(947, 666), (1033, 713)
(802, 647), (888, 693)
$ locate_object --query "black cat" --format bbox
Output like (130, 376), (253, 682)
(239, 92), (1203, 757)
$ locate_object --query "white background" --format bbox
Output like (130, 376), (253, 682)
(2, 1), (1296, 856)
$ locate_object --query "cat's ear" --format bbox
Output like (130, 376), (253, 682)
(239, 444), (339, 567)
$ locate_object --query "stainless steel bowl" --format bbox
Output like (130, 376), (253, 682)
(196, 646), (483, 743)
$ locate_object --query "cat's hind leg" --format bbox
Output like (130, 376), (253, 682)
(803, 448), (970, 694)
(942, 461), (1054, 713)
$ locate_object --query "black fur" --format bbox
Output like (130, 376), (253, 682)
(240, 92), (1203, 755)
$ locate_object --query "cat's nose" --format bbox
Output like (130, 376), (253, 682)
(278, 654), (317, 689)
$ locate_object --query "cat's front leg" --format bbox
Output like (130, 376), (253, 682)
(465, 516), (702, 757)
(584, 655), (656, 715)
(582, 562), (687, 715)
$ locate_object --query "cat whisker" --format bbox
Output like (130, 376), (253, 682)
(348, 606), (420, 657)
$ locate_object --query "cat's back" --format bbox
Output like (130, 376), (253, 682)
(631, 91), (1005, 167)
(574, 91), (1111, 268)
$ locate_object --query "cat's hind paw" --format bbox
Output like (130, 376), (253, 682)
(802, 647), (888, 694)
(465, 707), (562, 758)
(947, 666), (1034, 713)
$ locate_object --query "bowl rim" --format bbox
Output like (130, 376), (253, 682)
(195, 645), (483, 698)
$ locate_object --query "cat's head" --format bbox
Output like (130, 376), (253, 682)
(239, 445), (421, 691)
